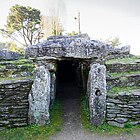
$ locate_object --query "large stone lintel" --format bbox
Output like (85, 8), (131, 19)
(25, 34), (130, 60)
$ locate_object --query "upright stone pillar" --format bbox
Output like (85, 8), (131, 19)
(45, 61), (57, 107)
(50, 73), (56, 107)
(87, 63), (106, 126)
(28, 65), (51, 125)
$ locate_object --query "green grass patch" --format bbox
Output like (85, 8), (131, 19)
(81, 96), (140, 135)
(0, 76), (33, 82)
(109, 71), (140, 77)
(0, 65), (6, 69)
(6, 59), (33, 64)
(0, 100), (62, 140)
(0, 59), (34, 66)
(0, 58), (35, 79)
(107, 86), (140, 94)
(105, 57), (139, 65)
(0, 58), (34, 75)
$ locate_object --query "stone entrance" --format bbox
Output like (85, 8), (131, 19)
(57, 59), (81, 98)
(56, 59), (82, 102)
(57, 60), (79, 84)
(25, 34), (130, 126)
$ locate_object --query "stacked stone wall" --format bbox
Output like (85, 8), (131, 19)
(106, 63), (140, 73)
(107, 74), (140, 88)
(0, 60), (34, 78)
(0, 79), (33, 130)
(106, 91), (140, 127)
(106, 58), (140, 127)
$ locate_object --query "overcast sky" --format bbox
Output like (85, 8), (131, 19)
(0, 0), (140, 54)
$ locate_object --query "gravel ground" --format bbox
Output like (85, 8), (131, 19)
(49, 83), (140, 140)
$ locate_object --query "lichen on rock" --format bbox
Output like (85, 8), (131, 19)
(87, 63), (106, 126)
(28, 65), (51, 125)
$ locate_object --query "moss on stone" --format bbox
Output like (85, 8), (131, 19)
(108, 71), (140, 77)
(0, 58), (35, 79)
(81, 95), (140, 134)
(0, 100), (62, 140)
(105, 57), (139, 65)
(0, 65), (6, 69)
(0, 59), (34, 66)
(0, 76), (33, 82)
(107, 86), (140, 94)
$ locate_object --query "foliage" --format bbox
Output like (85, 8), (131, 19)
(67, 31), (78, 36)
(0, 101), (62, 140)
(0, 5), (41, 47)
(105, 36), (121, 47)
(5, 41), (25, 55)
(81, 95), (140, 135)
(52, 17), (64, 36)
(40, 15), (64, 38)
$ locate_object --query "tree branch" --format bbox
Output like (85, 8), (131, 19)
(0, 29), (26, 46)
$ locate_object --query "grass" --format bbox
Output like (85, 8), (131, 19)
(0, 59), (34, 69)
(107, 86), (140, 94)
(0, 58), (35, 79)
(0, 76), (33, 82)
(109, 71), (140, 77)
(0, 60), (34, 68)
(0, 101), (62, 140)
(105, 57), (139, 65)
(81, 96), (140, 135)
(0, 59), (33, 64)
(0, 65), (6, 69)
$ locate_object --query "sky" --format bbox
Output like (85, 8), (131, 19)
(0, 0), (140, 54)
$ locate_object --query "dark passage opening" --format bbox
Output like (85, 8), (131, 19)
(57, 60), (78, 84)
(56, 60), (82, 99)
(56, 60), (83, 134)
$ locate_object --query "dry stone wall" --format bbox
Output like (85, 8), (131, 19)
(106, 90), (140, 127)
(0, 59), (34, 78)
(106, 63), (140, 73)
(0, 50), (23, 60)
(107, 74), (140, 88)
(106, 57), (140, 88)
(106, 57), (140, 127)
(0, 34), (139, 129)
(0, 79), (33, 130)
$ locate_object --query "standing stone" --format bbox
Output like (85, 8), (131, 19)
(28, 66), (51, 125)
(87, 63), (106, 126)
(50, 73), (56, 107)
(45, 62), (56, 107)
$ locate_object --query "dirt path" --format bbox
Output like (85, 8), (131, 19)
(49, 83), (140, 140)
